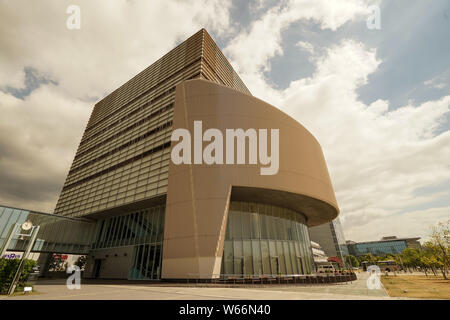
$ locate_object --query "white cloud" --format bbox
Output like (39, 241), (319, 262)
(0, 0), (232, 100)
(225, 0), (372, 74)
(347, 207), (450, 242)
(296, 41), (314, 54)
(0, 0), (233, 212)
(423, 68), (450, 90)
(224, 0), (374, 107)
(280, 42), (450, 235)
(0, 86), (90, 212)
(224, 2), (450, 242)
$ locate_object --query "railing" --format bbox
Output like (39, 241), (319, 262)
(181, 272), (357, 285)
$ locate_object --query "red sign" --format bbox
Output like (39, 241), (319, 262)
(53, 254), (68, 260)
(328, 256), (342, 264)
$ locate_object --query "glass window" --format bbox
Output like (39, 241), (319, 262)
(231, 211), (242, 240)
(283, 241), (293, 274)
(146, 245), (155, 278)
(269, 241), (278, 275)
(260, 240), (270, 275)
(289, 242), (298, 274)
(276, 241), (286, 274)
(260, 214), (268, 239)
(252, 240), (262, 275)
(275, 216), (284, 241)
(243, 240), (253, 276)
(250, 212), (260, 239)
(153, 245), (162, 279)
(233, 241), (243, 275)
(223, 241), (233, 275)
(221, 201), (312, 277)
(241, 212), (251, 239)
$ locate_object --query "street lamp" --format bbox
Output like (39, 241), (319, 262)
(0, 221), (41, 295)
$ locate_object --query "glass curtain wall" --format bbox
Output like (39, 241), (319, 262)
(352, 241), (407, 256)
(0, 205), (96, 254)
(91, 205), (165, 280)
(221, 201), (314, 276)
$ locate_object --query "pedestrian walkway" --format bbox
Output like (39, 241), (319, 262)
(1, 272), (401, 300)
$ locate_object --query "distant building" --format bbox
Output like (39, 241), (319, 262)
(346, 236), (421, 256)
(310, 241), (328, 266)
(309, 217), (348, 266)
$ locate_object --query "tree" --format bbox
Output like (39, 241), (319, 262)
(419, 255), (433, 276)
(48, 254), (66, 272)
(0, 258), (36, 294)
(424, 220), (449, 280)
(400, 248), (421, 272)
(360, 253), (376, 264)
(416, 221), (450, 280)
(345, 255), (359, 268)
(385, 254), (396, 261)
(74, 256), (86, 271)
(426, 255), (440, 276)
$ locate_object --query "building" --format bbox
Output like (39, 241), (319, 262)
(0, 204), (96, 274)
(310, 241), (328, 266)
(2, 29), (339, 280)
(346, 236), (421, 257)
(308, 217), (348, 266)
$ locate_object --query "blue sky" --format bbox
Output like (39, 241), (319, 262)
(0, 0), (448, 242)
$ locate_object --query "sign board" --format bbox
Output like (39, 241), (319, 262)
(2, 253), (21, 259)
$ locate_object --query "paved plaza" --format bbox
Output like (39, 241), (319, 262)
(0, 272), (408, 300)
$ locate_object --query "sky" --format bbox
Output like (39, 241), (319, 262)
(0, 0), (449, 243)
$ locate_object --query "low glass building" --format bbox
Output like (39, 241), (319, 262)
(0, 204), (95, 255)
(346, 236), (421, 256)
(309, 217), (348, 266)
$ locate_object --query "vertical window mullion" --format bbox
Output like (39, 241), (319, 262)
(132, 212), (139, 245)
(147, 209), (155, 244)
(137, 212), (144, 244)
(103, 219), (112, 248)
(150, 244), (157, 279)
(152, 208), (159, 243)
(118, 215), (126, 247)
(125, 214), (131, 246)
(108, 217), (117, 247)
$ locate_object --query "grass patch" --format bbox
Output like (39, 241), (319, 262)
(8, 290), (42, 297)
(381, 275), (450, 299)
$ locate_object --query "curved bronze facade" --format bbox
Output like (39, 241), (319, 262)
(162, 79), (338, 279)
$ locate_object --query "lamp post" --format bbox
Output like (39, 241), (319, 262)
(5, 221), (40, 295)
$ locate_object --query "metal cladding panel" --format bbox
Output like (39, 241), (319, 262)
(54, 29), (250, 218)
(162, 79), (338, 279)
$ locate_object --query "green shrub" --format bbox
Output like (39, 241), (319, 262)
(0, 258), (37, 294)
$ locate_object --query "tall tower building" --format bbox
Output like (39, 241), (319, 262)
(54, 29), (250, 219)
(51, 29), (339, 280)
(309, 217), (349, 266)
